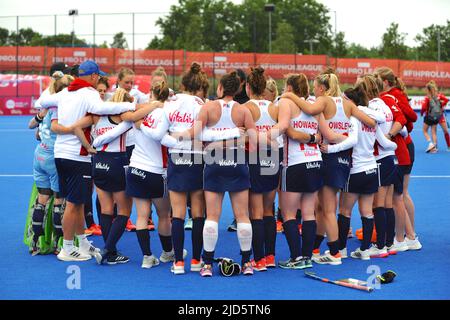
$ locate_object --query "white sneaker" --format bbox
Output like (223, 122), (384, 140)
(171, 261), (185, 275)
(142, 255), (160, 269)
(391, 238), (409, 252)
(79, 242), (101, 257)
(366, 244), (389, 258)
(350, 247), (370, 260)
(313, 250), (342, 265)
(57, 248), (91, 262)
(405, 236), (422, 250)
(426, 142), (435, 153)
(340, 248), (348, 259)
(159, 249), (188, 263)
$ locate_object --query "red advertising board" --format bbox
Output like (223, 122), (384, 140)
(399, 60), (450, 88)
(334, 58), (399, 84)
(257, 54), (327, 79)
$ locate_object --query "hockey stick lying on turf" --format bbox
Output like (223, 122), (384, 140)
(304, 271), (374, 293)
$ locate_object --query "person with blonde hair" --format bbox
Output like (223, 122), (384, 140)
(421, 80), (450, 152)
(281, 69), (380, 265)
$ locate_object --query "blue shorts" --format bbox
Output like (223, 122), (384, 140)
(55, 158), (92, 204)
(203, 162), (250, 193)
(281, 161), (323, 193)
(249, 148), (281, 193)
(376, 156), (396, 187)
(126, 145), (135, 164)
(322, 150), (351, 190)
(33, 149), (59, 192)
(92, 151), (128, 192)
(345, 168), (379, 195)
(167, 152), (204, 192)
(393, 165), (406, 195)
(126, 166), (167, 199)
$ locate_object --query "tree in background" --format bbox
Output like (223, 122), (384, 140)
(8, 28), (42, 46)
(331, 31), (347, 57)
(272, 21), (296, 54)
(346, 43), (379, 59)
(0, 28), (9, 46)
(380, 22), (408, 59)
(415, 21), (450, 62)
(40, 34), (88, 47)
(110, 32), (128, 49)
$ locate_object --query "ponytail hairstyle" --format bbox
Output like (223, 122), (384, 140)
(181, 62), (204, 94)
(286, 73), (309, 99)
(110, 88), (134, 103)
(50, 71), (74, 94)
(117, 67), (135, 88)
(152, 80), (170, 102)
(396, 77), (407, 93)
(200, 70), (210, 99)
(247, 66), (266, 96)
(374, 67), (398, 89)
(152, 66), (168, 83)
(356, 74), (380, 100)
(265, 77), (278, 98)
(343, 86), (368, 107)
(220, 71), (241, 97)
(315, 68), (341, 97)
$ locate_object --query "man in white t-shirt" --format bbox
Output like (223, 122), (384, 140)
(39, 60), (135, 262)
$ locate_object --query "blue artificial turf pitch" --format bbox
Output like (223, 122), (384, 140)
(0, 114), (449, 300)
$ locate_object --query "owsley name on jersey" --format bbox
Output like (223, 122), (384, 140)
(328, 121), (350, 131)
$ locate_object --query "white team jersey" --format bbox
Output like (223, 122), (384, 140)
(164, 93), (203, 153)
(34, 88), (51, 109)
(349, 108), (378, 174)
(40, 87), (134, 163)
(251, 99), (278, 150)
(323, 96), (350, 144)
(92, 116), (127, 153)
(285, 110), (321, 166)
(369, 98), (395, 160)
(208, 99), (238, 132)
(129, 108), (167, 175)
(126, 88), (149, 147)
(272, 97), (285, 148)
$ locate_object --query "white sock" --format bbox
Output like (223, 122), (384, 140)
(237, 222), (252, 252)
(76, 234), (90, 249)
(202, 220), (218, 252)
(63, 240), (74, 252)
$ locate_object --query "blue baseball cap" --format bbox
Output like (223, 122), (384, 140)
(78, 60), (106, 76)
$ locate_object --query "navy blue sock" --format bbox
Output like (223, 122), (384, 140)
(171, 218), (185, 262)
(361, 216), (374, 251)
(241, 250), (252, 265)
(99, 213), (113, 243)
(313, 234), (325, 251)
(301, 220), (317, 258)
(105, 214), (128, 252)
(192, 217), (204, 261)
(202, 250), (214, 265)
(84, 197), (95, 227)
(282, 219), (301, 259)
(373, 207), (387, 249)
(338, 214), (351, 250)
(263, 216), (276, 256)
(251, 219), (265, 261)
(159, 234), (173, 253)
(296, 209), (302, 225)
(327, 240), (339, 256)
(136, 229), (152, 256)
(385, 208), (395, 247)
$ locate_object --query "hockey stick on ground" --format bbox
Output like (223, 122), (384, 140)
(305, 271), (374, 293)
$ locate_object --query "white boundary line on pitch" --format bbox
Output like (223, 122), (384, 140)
(1, 174), (450, 178)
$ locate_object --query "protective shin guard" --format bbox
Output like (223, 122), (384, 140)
(202, 220), (218, 264)
(52, 204), (64, 238)
(237, 222), (253, 265)
(32, 203), (45, 243)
